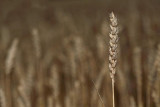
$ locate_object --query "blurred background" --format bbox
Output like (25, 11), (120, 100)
(0, 0), (160, 107)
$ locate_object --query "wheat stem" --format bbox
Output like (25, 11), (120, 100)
(112, 79), (115, 107)
(92, 80), (105, 107)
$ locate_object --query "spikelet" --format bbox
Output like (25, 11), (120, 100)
(5, 38), (19, 74)
(109, 12), (118, 83)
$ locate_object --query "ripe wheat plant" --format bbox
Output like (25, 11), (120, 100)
(109, 12), (119, 107)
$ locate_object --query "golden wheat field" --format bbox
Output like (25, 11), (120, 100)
(0, 0), (160, 107)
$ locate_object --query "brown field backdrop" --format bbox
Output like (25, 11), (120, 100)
(0, 0), (160, 107)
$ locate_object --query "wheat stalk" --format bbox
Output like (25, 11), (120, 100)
(0, 89), (6, 107)
(147, 44), (160, 107)
(92, 80), (105, 107)
(133, 47), (143, 107)
(109, 12), (118, 107)
(130, 96), (136, 107)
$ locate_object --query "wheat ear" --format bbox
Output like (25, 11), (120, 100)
(5, 38), (19, 74)
(109, 12), (118, 107)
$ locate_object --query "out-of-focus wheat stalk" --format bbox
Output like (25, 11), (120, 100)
(152, 91), (160, 107)
(150, 44), (160, 107)
(17, 98), (25, 107)
(50, 64), (61, 107)
(91, 61), (107, 107)
(5, 38), (19, 107)
(0, 89), (6, 107)
(5, 38), (19, 74)
(47, 96), (53, 107)
(32, 28), (41, 59)
(17, 85), (31, 107)
(130, 97), (136, 107)
(109, 12), (118, 107)
(148, 44), (160, 107)
(92, 80), (105, 107)
(32, 28), (44, 107)
(133, 47), (143, 107)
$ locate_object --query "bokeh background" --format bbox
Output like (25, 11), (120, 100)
(0, 0), (160, 107)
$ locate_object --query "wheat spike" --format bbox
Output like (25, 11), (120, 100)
(5, 38), (19, 74)
(109, 12), (118, 107)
